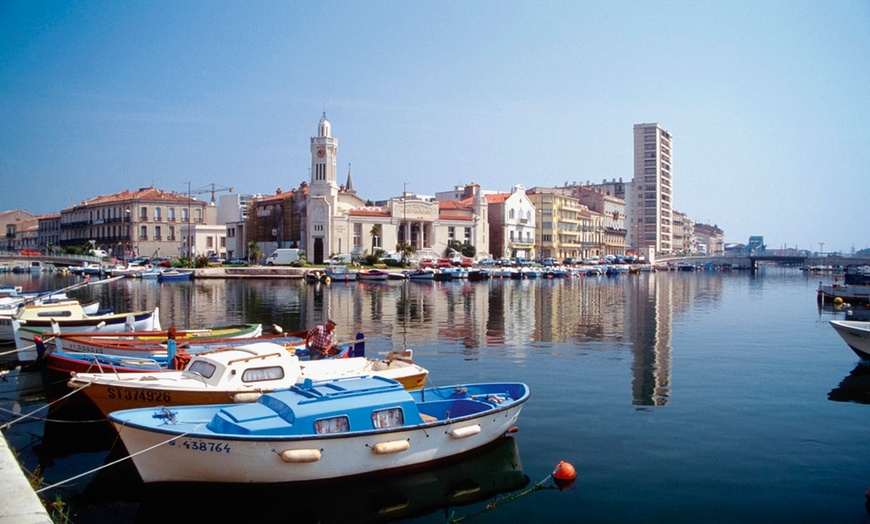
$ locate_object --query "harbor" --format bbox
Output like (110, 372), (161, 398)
(1, 267), (869, 522)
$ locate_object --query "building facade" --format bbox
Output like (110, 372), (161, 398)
(630, 123), (674, 255)
(58, 187), (211, 260)
(486, 184), (536, 260)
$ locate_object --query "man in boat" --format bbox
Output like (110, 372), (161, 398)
(306, 318), (338, 360)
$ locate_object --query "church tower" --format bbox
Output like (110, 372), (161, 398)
(306, 113), (340, 264)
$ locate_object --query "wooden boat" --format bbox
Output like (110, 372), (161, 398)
(108, 376), (529, 484)
(31, 323), (264, 358)
(69, 341), (430, 416)
(324, 265), (357, 282)
(10, 305), (162, 361)
(830, 320), (870, 359)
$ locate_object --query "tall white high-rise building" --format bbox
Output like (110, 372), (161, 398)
(629, 123), (673, 255)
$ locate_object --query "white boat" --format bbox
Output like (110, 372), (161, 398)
(108, 376), (528, 484)
(10, 304), (162, 361)
(830, 320), (870, 360)
(69, 341), (430, 416)
(324, 265), (357, 282)
(357, 268), (390, 281)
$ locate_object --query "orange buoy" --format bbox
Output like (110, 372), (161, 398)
(553, 461), (577, 481)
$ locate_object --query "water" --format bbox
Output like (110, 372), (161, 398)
(1, 268), (869, 523)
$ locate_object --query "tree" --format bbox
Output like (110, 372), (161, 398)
(396, 241), (415, 265)
(248, 241), (264, 265)
(369, 225), (381, 253)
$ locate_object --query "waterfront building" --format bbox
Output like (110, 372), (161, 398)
(57, 187), (211, 260)
(1, 210), (38, 252)
(693, 223), (725, 256)
(630, 123), (674, 255)
(527, 188), (603, 261)
(671, 211), (696, 255)
(574, 185), (627, 257)
(486, 184), (536, 260)
(37, 214), (61, 253)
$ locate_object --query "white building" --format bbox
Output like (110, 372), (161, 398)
(630, 123), (674, 255)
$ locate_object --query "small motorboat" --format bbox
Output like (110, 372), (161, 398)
(158, 269), (194, 282)
(109, 376), (529, 484)
(357, 268), (390, 281)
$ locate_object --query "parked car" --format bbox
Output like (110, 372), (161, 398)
(460, 258), (474, 267)
(227, 258), (247, 265)
(437, 258), (451, 268)
(420, 259), (437, 269)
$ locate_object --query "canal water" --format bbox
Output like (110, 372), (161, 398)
(1, 268), (868, 523)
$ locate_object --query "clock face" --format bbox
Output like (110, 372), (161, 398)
(316, 148), (325, 158)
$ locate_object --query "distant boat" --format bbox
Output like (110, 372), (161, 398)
(324, 265), (357, 282)
(108, 376), (529, 484)
(357, 268), (390, 281)
(403, 268), (436, 280)
(158, 269), (194, 282)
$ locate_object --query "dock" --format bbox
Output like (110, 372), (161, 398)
(0, 433), (51, 523)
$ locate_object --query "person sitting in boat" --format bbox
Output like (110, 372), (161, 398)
(306, 318), (338, 360)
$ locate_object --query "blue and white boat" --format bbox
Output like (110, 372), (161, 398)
(108, 376), (529, 484)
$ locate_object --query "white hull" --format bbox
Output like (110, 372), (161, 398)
(818, 283), (870, 302)
(830, 320), (870, 359)
(112, 402), (523, 483)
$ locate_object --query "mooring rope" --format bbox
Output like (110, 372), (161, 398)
(35, 422), (205, 493)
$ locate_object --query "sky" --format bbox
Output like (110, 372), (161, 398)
(1, 1), (868, 254)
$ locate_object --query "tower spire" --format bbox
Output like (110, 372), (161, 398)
(345, 163), (355, 193)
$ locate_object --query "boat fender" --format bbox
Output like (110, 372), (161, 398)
(280, 449), (322, 463)
(449, 424), (481, 439)
(233, 392), (263, 403)
(372, 440), (410, 454)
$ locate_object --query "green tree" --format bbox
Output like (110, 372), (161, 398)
(248, 241), (264, 265)
(369, 225), (381, 253)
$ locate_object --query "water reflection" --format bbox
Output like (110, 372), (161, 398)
(74, 437), (528, 524)
(5, 271), (731, 410)
(828, 364), (870, 404)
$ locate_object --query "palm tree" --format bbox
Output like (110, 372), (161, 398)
(369, 225), (381, 253)
(248, 241), (264, 265)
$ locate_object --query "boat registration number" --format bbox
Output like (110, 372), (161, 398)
(172, 440), (232, 453)
(107, 387), (171, 403)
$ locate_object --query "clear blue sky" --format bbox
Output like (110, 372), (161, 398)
(1, 1), (868, 253)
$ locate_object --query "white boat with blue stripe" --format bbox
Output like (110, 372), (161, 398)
(108, 375), (529, 484)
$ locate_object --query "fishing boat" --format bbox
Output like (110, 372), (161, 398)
(69, 341), (430, 416)
(830, 320), (870, 360)
(108, 375), (529, 484)
(31, 323), (264, 358)
(10, 305), (161, 361)
(817, 281), (870, 304)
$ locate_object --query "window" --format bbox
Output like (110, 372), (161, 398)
(353, 223), (362, 247)
(315, 416), (349, 434)
(140, 208), (148, 220)
(168, 208), (176, 222)
(241, 366), (285, 382)
(464, 227), (471, 242)
(155, 207), (162, 221)
(187, 361), (217, 379)
(448, 227), (455, 240)
(372, 408), (404, 428)
(182, 208), (189, 222)
(139, 225), (147, 240)
(169, 226), (175, 241)
(154, 226), (162, 241)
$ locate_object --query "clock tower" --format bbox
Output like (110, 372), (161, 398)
(307, 113), (339, 263)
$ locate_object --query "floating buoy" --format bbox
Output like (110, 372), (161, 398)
(553, 461), (576, 481)
(834, 297), (844, 306)
(552, 461), (577, 490)
(324, 276), (331, 285)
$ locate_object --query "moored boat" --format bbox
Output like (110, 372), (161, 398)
(69, 341), (430, 416)
(108, 376), (529, 484)
(830, 320), (870, 360)
(324, 265), (357, 282)
(158, 269), (194, 282)
(357, 268), (390, 281)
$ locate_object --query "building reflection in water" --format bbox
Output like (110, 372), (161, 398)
(78, 272), (725, 408)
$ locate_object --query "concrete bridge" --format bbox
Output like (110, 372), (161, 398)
(654, 253), (870, 269)
(0, 252), (104, 269)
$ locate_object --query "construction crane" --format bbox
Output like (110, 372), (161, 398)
(188, 183), (234, 203)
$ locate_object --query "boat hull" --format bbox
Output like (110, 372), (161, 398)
(830, 320), (870, 359)
(109, 381), (527, 484)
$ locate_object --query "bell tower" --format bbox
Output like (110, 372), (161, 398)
(307, 113), (339, 264)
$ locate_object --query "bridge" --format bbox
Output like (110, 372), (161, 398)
(0, 252), (105, 269)
(655, 253), (870, 269)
